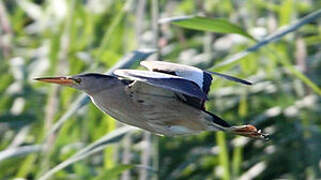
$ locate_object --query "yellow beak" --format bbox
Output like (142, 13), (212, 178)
(34, 76), (74, 86)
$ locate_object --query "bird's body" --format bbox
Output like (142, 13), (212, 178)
(90, 79), (222, 136)
(35, 60), (268, 139)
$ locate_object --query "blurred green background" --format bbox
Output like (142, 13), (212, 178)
(0, 0), (321, 179)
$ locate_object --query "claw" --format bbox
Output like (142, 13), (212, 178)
(230, 125), (270, 140)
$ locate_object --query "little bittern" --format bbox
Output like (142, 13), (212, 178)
(35, 61), (268, 139)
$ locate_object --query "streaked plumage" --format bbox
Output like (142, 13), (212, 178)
(35, 61), (268, 139)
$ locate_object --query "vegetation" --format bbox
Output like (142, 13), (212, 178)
(0, 0), (320, 179)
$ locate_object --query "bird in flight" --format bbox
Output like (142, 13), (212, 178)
(35, 60), (269, 140)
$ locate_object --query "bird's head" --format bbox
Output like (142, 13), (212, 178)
(35, 73), (118, 94)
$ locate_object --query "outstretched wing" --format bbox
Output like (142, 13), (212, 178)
(113, 69), (207, 101)
(140, 60), (208, 91)
(141, 60), (252, 88)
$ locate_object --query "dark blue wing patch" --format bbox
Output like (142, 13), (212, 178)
(114, 70), (207, 100)
(152, 70), (210, 110)
(202, 72), (213, 95)
(152, 69), (177, 76)
(175, 93), (205, 110)
(141, 77), (207, 100)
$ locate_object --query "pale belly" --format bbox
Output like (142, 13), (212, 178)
(88, 83), (215, 136)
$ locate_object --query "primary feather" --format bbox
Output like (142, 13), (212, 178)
(141, 60), (206, 89)
(113, 69), (208, 100)
(141, 60), (253, 94)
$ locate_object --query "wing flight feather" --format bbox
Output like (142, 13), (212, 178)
(114, 69), (207, 100)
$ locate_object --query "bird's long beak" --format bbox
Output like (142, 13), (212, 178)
(229, 125), (269, 140)
(34, 76), (75, 86)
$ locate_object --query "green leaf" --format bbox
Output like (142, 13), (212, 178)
(38, 126), (135, 180)
(94, 164), (134, 180)
(162, 16), (254, 40)
(279, 0), (294, 26)
(216, 132), (230, 180)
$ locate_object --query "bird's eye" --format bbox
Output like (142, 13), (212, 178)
(73, 78), (81, 84)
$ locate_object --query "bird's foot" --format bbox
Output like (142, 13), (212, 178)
(230, 125), (270, 140)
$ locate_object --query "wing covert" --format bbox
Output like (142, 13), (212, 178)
(114, 69), (207, 100)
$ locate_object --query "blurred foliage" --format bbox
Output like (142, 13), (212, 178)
(164, 16), (255, 40)
(0, 0), (321, 180)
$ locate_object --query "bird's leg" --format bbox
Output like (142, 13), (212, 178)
(228, 124), (269, 140)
